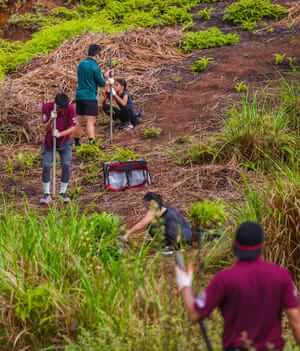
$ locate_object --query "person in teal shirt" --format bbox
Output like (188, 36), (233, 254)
(75, 44), (112, 145)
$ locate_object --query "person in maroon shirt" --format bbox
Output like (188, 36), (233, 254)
(176, 221), (300, 351)
(40, 93), (77, 205)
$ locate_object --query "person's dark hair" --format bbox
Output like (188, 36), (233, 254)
(55, 93), (70, 109)
(116, 78), (127, 91)
(234, 221), (265, 261)
(144, 192), (163, 208)
(88, 44), (101, 57)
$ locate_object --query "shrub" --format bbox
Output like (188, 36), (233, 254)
(76, 143), (106, 162)
(234, 81), (248, 93)
(109, 147), (140, 161)
(192, 56), (214, 72)
(143, 127), (162, 139)
(182, 27), (240, 53)
(198, 7), (214, 20)
(189, 200), (227, 229)
(183, 140), (219, 164)
(223, 0), (287, 31)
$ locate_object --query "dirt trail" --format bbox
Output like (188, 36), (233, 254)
(1, 1), (300, 227)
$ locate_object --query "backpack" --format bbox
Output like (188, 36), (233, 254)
(103, 159), (151, 191)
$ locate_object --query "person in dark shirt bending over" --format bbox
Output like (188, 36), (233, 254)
(176, 221), (300, 351)
(75, 44), (112, 145)
(122, 192), (192, 255)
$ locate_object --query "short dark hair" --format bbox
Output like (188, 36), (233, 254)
(115, 78), (127, 91)
(88, 44), (101, 57)
(234, 221), (264, 261)
(55, 93), (69, 109)
(143, 192), (163, 208)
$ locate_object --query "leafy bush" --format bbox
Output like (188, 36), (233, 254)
(192, 56), (214, 72)
(189, 200), (227, 229)
(76, 143), (106, 162)
(8, 13), (56, 30)
(181, 140), (219, 165)
(198, 7), (214, 20)
(223, 0), (287, 31)
(234, 81), (248, 93)
(182, 27), (240, 53)
(109, 147), (140, 161)
(143, 127), (162, 138)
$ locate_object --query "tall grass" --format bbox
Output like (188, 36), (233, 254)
(0, 204), (224, 350)
(180, 93), (299, 171)
(234, 171), (300, 277)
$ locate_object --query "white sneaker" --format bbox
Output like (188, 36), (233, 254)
(40, 194), (52, 205)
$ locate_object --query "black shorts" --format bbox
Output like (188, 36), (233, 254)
(76, 100), (98, 116)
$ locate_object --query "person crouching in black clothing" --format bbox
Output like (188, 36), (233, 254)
(102, 79), (138, 131)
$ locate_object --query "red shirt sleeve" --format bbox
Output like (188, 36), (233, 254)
(282, 270), (299, 309)
(67, 104), (77, 128)
(42, 102), (53, 123)
(195, 272), (225, 318)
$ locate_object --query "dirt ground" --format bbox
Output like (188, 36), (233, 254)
(0, 0), (300, 229)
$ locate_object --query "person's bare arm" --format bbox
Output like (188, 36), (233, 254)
(287, 307), (300, 345)
(58, 125), (77, 138)
(123, 210), (155, 240)
(182, 287), (202, 321)
(113, 93), (128, 108)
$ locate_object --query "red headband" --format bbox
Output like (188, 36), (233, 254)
(235, 242), (262, 251)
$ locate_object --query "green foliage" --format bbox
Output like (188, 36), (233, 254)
(234, 81), (248, 93)
(279, 79), (300, 135)
(8, 13), (57, 30)
(192, 56), (214, 72)
(143, 127), (162, 139)
(223, 0), (287, 31)
(0, 0), (201, 78)
(274, 53), (286, 65)
(76, 143), (106, 162)
(180, 93), (299, 170)
(5, 151), (40, 176)
(182, 27), (240, 53)
(109, 147), (140, 161)
(189, 200), (227, 229)
(198, 7), (214, 20)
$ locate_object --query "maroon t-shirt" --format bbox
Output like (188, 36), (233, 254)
(195, 258), (299, 350)
(42, 102), (76, 150)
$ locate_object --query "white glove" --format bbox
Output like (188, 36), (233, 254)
(108, 78), (114, 85)
(111, 88), (116, 97)
(52, 129), (61, 138)
(50, 111), (57, 120)
(176, 266), (193, 291)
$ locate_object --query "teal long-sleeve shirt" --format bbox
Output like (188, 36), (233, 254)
(76, 57), (106, 101)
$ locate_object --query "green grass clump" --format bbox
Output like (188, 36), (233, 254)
(189, 200), (227, 229)
(223, 0), (287, 31)
(198, 7), (214, 20)
(234, 81), (248, 93)
(182, 27), (240, 53)
(143, 127), (162, 139)
(192, 56), (214, 72)
(274, 53), (286, 65)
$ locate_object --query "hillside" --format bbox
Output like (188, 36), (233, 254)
(0, 0), (300, 350)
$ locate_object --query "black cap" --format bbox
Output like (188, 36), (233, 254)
(234, 221), (264, 261)
(55, 93), (69, 108)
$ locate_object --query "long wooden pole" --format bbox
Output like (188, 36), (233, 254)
(52, 104), (57, 197)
